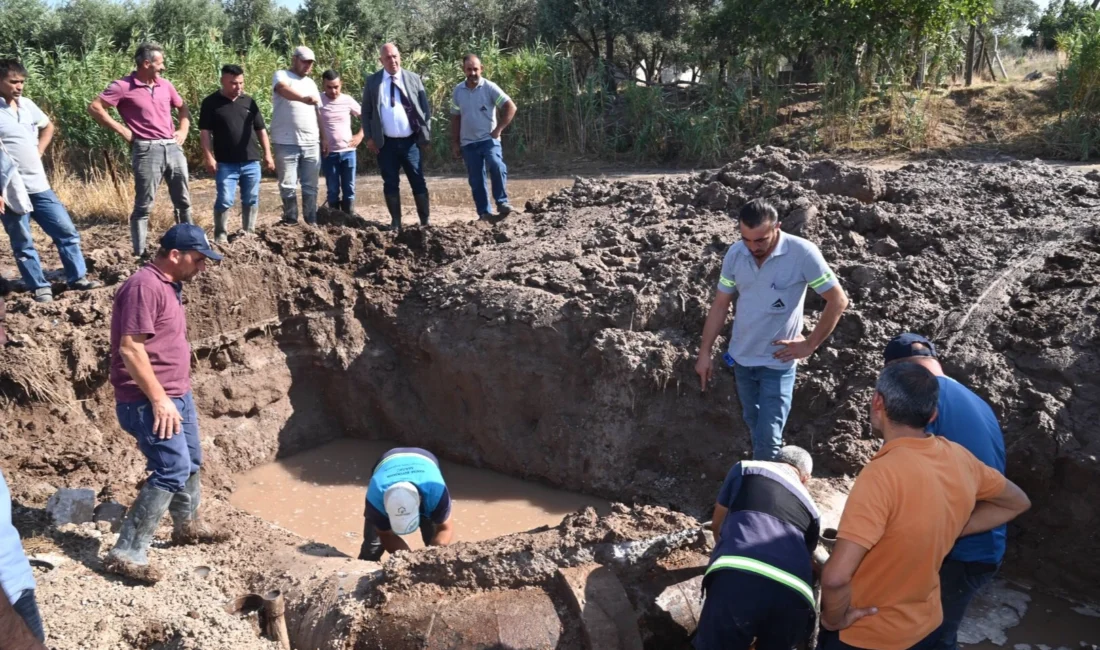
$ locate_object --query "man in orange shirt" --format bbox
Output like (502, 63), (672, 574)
(818, 363), (1030, 650)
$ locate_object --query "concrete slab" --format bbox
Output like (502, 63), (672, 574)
(46, 488), (95, 526)
(557, 564), (644, 650)
(377, 589), (562, 649)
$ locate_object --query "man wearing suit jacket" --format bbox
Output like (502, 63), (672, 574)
(361, 43), (432, 231)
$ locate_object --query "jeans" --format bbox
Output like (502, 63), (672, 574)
(931, 559), (1000, 650)
(12, 589), (45, 642)
(377, 135), (427, 197)
(273, 142), (321, 223)
(359, 515), (436, 561)
(323, 150), (356, 206)
(461, 138), (509, 215)
(694, 570), (813, 650)
(732, 363), (797, 461)
(131, 139), (192, 229)
(214, 161), (261, 212)
(1, 189), (88, 289)
(116, 391), (200, 493)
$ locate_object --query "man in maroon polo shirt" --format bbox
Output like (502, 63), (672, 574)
(104, 224), (227, 584)
(88, 43), (193, 257)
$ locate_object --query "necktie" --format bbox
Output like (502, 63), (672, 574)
(390, 76), (398, 108)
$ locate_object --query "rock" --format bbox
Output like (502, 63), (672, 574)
(93, 501), (127, 532)
(557, 564), (644, 650)
(783, 198), (818, 236)
(849, 265), (879, 287)
(871, 236), (900, 257)
(695, 182), (731, 211)
(801, 160), (884, 202)
(843, 231), (866, 248)
(46, 488), (96, 526)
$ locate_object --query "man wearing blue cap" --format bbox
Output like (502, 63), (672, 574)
(104, 224), (227, 584)
(883, 333), (1008, 650)
(358, 447), (454, 561)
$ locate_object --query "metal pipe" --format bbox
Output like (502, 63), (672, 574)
(263, 590), (292, 650)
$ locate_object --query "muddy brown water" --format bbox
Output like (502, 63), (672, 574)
(229, 439), (609, 557)
(964, 583), (1100, 649)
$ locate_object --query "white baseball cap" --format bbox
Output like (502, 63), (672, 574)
(383, 482), (421, 535)
(293, 46), (316, 62)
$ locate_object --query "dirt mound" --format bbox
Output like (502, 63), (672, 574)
(2, 147), (1100, 647)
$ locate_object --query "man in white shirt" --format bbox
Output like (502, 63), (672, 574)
(270, 46), (322, 225)
(361, 43), (432, 231)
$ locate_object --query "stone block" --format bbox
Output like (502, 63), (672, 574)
(557, 564), (644, 650)
(94, 501), (127, 532)
(46, 488), (96, 526)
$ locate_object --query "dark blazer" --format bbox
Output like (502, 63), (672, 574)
(361, 68), (431, 148)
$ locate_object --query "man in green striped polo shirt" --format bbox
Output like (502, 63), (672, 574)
(695, 199), (849, 460)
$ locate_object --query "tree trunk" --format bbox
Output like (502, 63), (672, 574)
(965, 24), (977, 86)
(604, 21), (616, 93)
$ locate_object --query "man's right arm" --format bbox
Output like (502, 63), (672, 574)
(361, 80), (378, 154)
(87, 95), (133, 144)
(960, 471), (1030, 538)
(273, 73), (317, 105)
(0, 588), (46, 650)
(118, 334), (181, 439)
(695, 291), (734, 392)
(199, 130), (217, 174)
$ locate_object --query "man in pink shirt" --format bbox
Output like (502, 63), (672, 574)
(319, 70), (363, 215)
(88, 43), (193, 257)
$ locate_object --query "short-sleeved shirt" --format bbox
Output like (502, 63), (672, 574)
(450, 78), (511, 146)
(0, 469), (35, 606)
(98, 73), (183, 141)
(929, 376), (1007, 564)
(709, 461), (820, 603)
(270, 70), (320, 146)
(198, 92), (265, 163)
(836, 435), (1007, 650)
(110, 264), (191, 402)
(716, 232), (838, 369)
(365, 448), (451, 532)
(0, 96), (51, 193)
(319, 93), (361, 153)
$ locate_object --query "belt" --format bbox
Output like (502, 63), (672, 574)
(133, 138), (176, 145)
(705, 555), (815, 606)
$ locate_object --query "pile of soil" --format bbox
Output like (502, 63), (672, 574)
(1, 147), (1098, 647)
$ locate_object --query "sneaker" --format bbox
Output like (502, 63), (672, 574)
(33, 287), (53, 303)
(69, 278), (101, 291)
(497, 203), (513, 218)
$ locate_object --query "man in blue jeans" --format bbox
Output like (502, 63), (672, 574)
(450, 54), (517, 221)
(104, 224), (228, 584)
(319, 69), (363, 215)
(883, 333), (1008, 650)
(0, 59), (100, 304)
(199, 64), (275, 243)
(1, 468), (46, 648)
(695, 199), (849, 460)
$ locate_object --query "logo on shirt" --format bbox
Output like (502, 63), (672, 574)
(771, 298), (786, 309)
(397, 506), (407, 514)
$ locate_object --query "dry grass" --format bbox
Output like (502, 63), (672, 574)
(48, 163), (178, 230)
(1002, 50), (1065, 82)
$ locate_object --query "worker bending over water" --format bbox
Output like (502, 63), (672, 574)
(358, 447), (455, 561)
(695, 446), (820, 650)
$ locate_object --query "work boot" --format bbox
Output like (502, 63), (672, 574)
(169, 471), (231, 546)
(303, 193), (318, 225)
(175, 207), (194, 225)
(104, 483), (174, 585)
(241, 204), (257, 234)
(130, 219), (148, 256)
(281, 197), (299, 224)
(414, 193), (430, 226)
(341, 198), (355, 216)
(477, 213), (494, 221)
(385, 194), (402, 231)
(213, 210), (229, 244)
(68, 277), (101, 291)
(32, 287), (53, 303)
(497, 203), (513, 219)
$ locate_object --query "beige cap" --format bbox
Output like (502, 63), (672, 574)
(293, 46), (316, 62)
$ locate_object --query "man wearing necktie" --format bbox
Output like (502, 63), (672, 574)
(361, 43), (432, 231)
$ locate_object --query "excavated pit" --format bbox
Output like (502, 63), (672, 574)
(3, 147), (1100, 648)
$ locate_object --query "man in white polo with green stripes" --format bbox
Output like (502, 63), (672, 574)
(695, 198), (849, 460)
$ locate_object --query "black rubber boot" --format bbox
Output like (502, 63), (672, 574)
(341, 198), (355, 215)
(104, 483), (173, 584)
(281, 197), (299, 224)
(213, 210), (228, 244)
(169, 471), (230, 545)
(414, 193), (430, 226)
(385, 194), (402, 231)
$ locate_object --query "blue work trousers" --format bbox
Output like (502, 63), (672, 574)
(931, 559), (1000, 650)
(1, 189), (87, 289)
(115, 391), (201, 493)
(323, 150), (356, 206)
(733, 363), (797, 461)
(214, 161), (261, 212)
(461, 138), (509, 216)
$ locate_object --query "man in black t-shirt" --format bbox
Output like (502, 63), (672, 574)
(199, 64), (275, 243)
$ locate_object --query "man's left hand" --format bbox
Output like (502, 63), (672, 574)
(490, 128), (502, 140)
(350, 133), (364, 148)
(174, 128), (187, 146)
(773, 336), (816, 362)
(264, 155), (275, 172)
(822, 606), (878, 631)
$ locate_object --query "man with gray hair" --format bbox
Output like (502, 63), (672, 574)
(695, 445), (820, 649)
(819, 363), (1030, 650)
(89, 43), (193, 256)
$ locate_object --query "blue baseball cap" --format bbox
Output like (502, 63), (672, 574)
(884, 332), (937, 363)
(159, 224), (223, 261)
